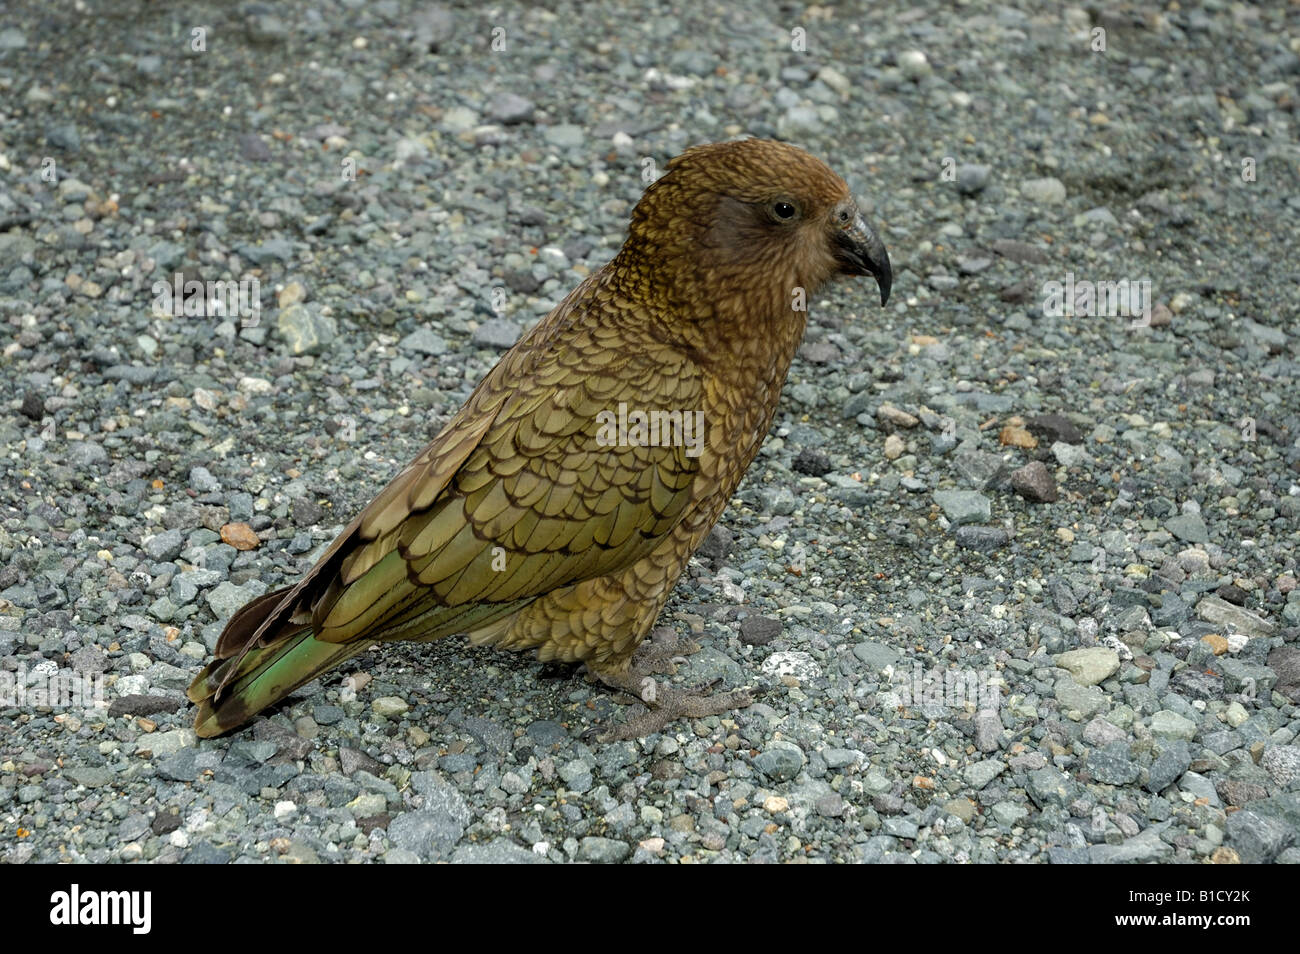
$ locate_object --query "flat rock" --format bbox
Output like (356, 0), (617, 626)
(1054, 647), (1119, 686)
(1149, 709), (1197, 741)
(933, 489), (991, 525)
(1089, 821), (1173, 863)
(1196, 595), (1277, 638)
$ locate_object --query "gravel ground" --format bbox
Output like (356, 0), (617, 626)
(1, 0), (1299, 865)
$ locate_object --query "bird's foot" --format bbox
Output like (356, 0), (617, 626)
(588, 629), (753, 741)
(605, 683), (754, 741)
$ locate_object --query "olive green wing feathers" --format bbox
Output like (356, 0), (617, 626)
(312, 321), (704, 645)
(190, 289), (706, 734)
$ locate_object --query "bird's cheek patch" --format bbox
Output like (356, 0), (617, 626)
(699, 196), (768, 265)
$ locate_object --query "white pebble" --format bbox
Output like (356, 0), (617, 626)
(898, 50), (931, 79)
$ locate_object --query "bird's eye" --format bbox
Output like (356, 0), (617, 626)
(772, 201), (796, 220)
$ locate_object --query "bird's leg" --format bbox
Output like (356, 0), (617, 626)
(587, 627), (754, 741)
(583, 627), (695, 701)
(628, 625), (699, 677)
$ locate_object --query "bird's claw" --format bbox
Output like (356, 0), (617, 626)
(591, 666), (754, 741)
(595, 682), (755, 742)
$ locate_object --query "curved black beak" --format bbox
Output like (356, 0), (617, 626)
(834, 214), (892, 306)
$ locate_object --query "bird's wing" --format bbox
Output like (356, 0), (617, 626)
(209, 397), (496, 661)
(214, 289), (705, 670)
(311, 318), (705, 644)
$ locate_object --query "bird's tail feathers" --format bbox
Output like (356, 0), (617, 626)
(188, 583), (364, 738)
(187, 629), (367, 738)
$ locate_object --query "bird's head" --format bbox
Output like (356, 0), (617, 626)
(622, 138), (891, 309)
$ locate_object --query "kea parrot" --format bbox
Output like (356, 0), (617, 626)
(189, 138), (891, 738)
